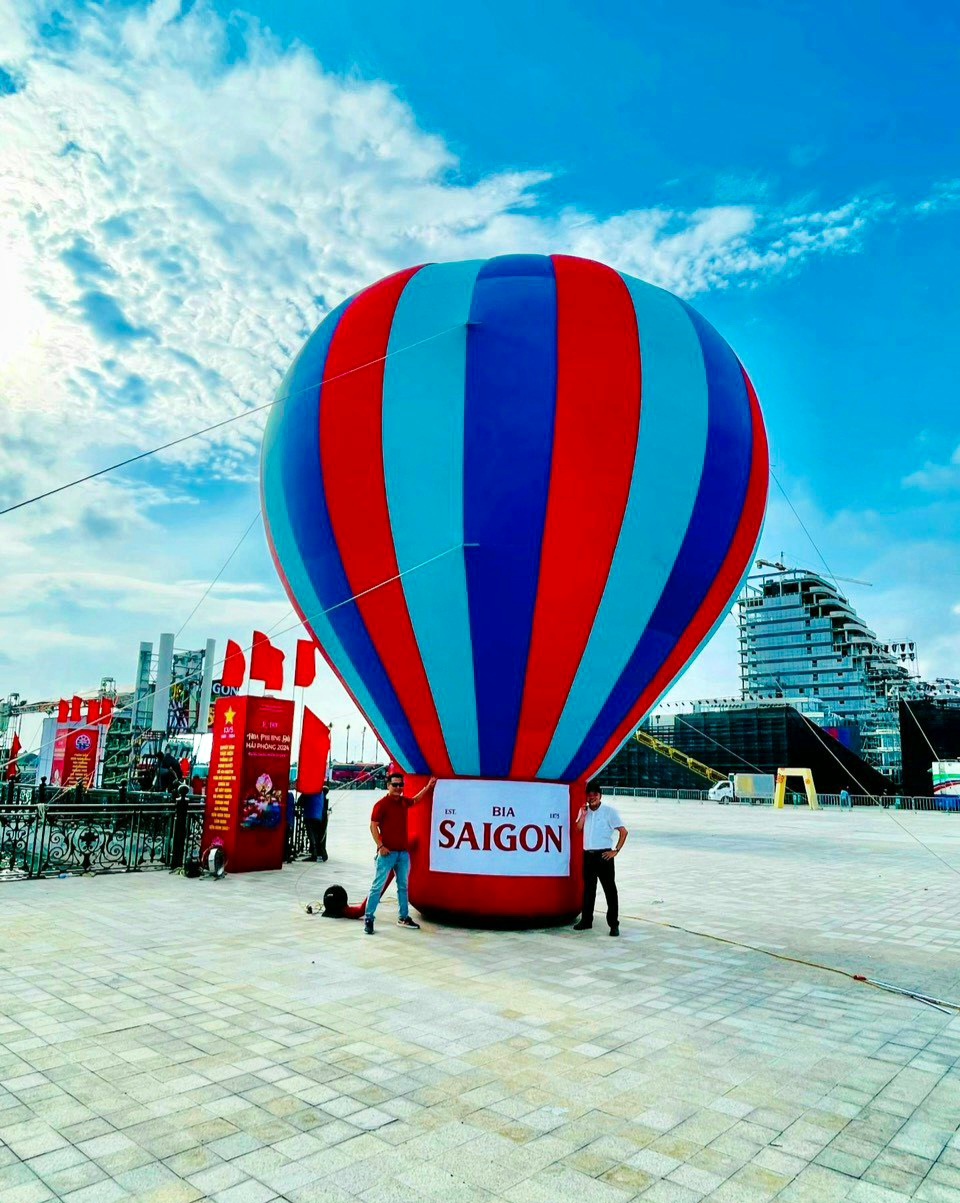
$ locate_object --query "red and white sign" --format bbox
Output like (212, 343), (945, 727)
(202, 695), (294, 873)
(429, 779), (570, 877)
(62, 728), (100, 787)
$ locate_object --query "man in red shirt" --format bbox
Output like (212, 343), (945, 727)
(364, 771), (437, 935)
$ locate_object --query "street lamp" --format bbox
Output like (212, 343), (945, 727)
(360, 726), (367, 761)
(345, 723), (351, 762)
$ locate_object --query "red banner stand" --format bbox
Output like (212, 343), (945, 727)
(61, 728), (101, 788)
(404, 777), (585, 927)
(203, 695), (294, 873)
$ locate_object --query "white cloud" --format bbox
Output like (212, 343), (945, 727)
(903, 444), (960, 492)
(0, 0), (882, 495)
(915, 179), (960, 214)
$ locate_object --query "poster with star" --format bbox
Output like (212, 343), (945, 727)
(202, 695), (294, 872)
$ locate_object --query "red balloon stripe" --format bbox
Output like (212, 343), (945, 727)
(510, 256), (641, 778)
(319, 265), (455, 777)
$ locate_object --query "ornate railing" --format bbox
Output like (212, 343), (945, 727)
(0, 785), (345, 880)
(0, 792), (205, 881)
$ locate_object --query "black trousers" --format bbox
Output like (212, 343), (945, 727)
(581, 850), (618, 927)
(306, 815), (328, 860)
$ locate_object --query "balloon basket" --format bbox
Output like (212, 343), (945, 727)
(406, 777), (585, 928)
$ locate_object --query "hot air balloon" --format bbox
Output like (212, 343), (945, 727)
(262, 254), (768, 924)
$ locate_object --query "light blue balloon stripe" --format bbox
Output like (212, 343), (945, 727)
(381, 261), (486, 775)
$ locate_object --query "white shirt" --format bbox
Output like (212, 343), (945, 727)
(583, 802), (624, 850)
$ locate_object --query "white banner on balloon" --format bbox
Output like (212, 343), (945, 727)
(429, 779), (570, 877)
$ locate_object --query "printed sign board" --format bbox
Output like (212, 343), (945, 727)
(62, 728), (101, 787)
(203, 695), (294, 872)
(429, 779), (569, 877)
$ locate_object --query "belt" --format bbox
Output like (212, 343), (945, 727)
(584, 848), (610, 854)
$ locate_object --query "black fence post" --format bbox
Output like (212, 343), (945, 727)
(170, 784), (189, 870)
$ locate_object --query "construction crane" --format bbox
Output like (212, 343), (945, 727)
(634, 728), (727, 784)
(754, 559), (872, 587)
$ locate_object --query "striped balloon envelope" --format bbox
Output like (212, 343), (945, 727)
(262, 254), (768, 784)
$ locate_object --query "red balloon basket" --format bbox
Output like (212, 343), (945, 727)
(405, 777), (585, 928)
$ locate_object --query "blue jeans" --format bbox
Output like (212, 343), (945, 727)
(365, 850), (410, 921)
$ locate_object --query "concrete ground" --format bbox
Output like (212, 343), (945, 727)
(1, 794), (959, 1203)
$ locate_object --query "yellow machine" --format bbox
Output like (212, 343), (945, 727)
(773, 768), (818, 809)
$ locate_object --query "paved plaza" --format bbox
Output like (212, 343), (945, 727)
(1, 796), (959, 1203)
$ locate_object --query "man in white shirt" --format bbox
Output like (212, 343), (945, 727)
(573, 781), (628, 936)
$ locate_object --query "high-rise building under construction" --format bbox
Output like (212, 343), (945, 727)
(737, 566), (918, 777)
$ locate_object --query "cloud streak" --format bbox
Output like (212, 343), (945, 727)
(903, 445), (960, 493)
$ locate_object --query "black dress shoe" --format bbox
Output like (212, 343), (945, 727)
(609, 925), (620, 937)
(572, 920), (593, 931)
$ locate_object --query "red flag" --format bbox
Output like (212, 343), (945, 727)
(221, 639), (246, 689)
(6, 733), (22, 780)
(99, 697), (114, 725)
(296, 708), (330, 793)
(294, 639), (318, 689)
(57, 700), (69, 723)
(250, 631), (285, 692)
(70, 696), (82, 723)
(86, 700), (101, 726)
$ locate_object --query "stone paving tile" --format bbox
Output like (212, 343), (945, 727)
(1, 799), (959, 1203)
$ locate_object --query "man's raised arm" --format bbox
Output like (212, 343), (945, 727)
(412, 777), (438, 804)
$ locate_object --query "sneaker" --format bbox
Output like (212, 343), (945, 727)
(363, 917), (374, 935)
(609, 925), (620, 937)
(572, 920), (592, 931)
(397, 916), (421, 929)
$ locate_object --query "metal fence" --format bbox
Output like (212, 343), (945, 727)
(0, 789), (205, 881)
(0, 785), (325, 882)
(608, 785), (957, 811)
(817, 792), (960, 812)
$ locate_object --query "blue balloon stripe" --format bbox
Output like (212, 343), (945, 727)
(560, 299), (754, 781)
(464, 255), (559, 777)
(263, 298), (428, 773)
(381, 261), (485, 776)
(537, 279), (710, 780)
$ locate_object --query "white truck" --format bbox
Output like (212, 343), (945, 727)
(707, 773), (775, 804)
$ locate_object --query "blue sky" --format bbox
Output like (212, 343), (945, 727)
(1, 0), (958, 758)
(235, 0), (959, 491)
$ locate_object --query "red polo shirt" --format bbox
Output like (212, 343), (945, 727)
(371, 793), (415, 852)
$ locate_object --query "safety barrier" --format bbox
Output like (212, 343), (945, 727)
(818, 793), (959, 812)
(608, 786), (956, 811)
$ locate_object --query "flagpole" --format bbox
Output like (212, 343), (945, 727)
(294, 685), (305, 785)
